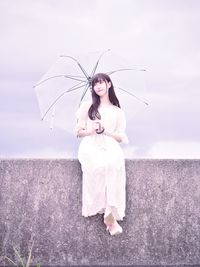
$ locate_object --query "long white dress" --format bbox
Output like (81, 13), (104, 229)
(76, 101), (128, 221)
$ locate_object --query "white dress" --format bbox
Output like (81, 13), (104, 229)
(76, 101), (128, 221)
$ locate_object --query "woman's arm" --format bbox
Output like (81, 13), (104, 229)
(103, 130), (122, 143)
(77, 127), (123, 142)
(77, 128), (94, 137)
(103, 109), (129, 143)
(77, 120), (100, 138)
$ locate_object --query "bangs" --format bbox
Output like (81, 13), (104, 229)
(91, 73), (108, 87)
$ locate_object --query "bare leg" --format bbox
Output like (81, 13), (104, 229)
(103, 188), (123, 235)
(104, 205), (115, 225)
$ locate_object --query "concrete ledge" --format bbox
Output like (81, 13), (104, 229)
(0, 159), (200, 266)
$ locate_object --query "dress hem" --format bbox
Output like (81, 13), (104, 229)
(82, 209), (125, 221)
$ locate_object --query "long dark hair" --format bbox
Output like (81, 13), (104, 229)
(88, 73), (120, 120)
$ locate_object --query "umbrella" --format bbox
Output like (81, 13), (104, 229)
(34, 49), (148, 133)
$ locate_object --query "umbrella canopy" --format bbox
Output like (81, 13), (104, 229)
(34, 50), (148, 133)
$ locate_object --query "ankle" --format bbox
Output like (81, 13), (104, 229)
(104, 213), (115, 225)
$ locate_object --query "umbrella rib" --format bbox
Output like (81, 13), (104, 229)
(41, 82), (88, 120)
(107, 68), (146, 76)
(116, 86), (149, 106)
(60, 55), (90, 80)
(90, 49), (111, 77)
(33, 75), (85, 88)
(79, 84), (90, 105)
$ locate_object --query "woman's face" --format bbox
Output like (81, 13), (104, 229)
(93, 79), (111, 97)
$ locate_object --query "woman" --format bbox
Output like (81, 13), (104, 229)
(76, 73), (128, 236)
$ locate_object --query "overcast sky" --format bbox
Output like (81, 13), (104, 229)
(0, 0), (200, 159)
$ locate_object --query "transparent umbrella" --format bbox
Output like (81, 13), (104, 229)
(34, 49), (148, 133)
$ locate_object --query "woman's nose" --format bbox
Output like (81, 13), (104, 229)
(96, 85), (101, 90)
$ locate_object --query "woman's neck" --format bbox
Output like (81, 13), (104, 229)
(100, 95), (111, 106)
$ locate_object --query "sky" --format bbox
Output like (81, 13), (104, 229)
(0, 0), (200, 159)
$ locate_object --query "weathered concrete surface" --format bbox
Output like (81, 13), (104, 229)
(0, 159), (200, 266)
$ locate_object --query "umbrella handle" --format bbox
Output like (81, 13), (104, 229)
(96, 122), (105, 134)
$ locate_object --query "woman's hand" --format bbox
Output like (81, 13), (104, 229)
(93, 120), (105, 134)
(77, 120), (102, 137)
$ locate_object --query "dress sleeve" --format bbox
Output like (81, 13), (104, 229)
(115, 109), (129, 144)
(75, 101), (90, 135)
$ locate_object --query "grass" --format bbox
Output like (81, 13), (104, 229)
(5, 241), (40, 267)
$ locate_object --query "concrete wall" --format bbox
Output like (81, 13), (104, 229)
(0, 159), (200, 266)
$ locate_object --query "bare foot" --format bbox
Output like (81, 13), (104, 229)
(108, 221), (123, 236)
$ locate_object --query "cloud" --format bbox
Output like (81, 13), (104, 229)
(1, 0), (200, 158)
(0, 110), (79, 158)
(4, 147), (74, 159)
(123, 145), (141, 159)
(147, 141), (200, 159)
